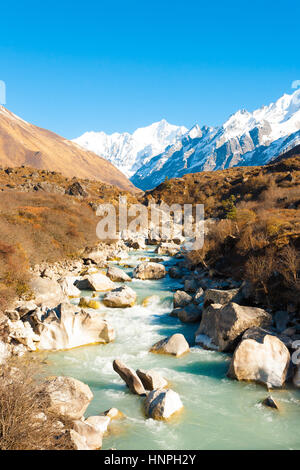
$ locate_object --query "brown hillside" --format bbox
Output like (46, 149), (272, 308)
(0, 106), (137, 192)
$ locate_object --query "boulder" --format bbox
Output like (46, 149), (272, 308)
(196, 302), (272, 352)
(6, 319), (39, 351)
(193, 287), (204, 305)
(184, 279), (198, 293)
(150, 334), (190, 357)
(168, 266), (182, 279)
(144, 388), (183, 420)
(133, 262), (166, 280)
(83, 251), (106, 265)
(228, 327), (290, 388)
(177, 304), (202, 323)
(113, 359), (146, 395)
(156, 243), (179, 256)
(79, 297), (102, 309)
(75, 273), (115, 291)
(85, 415), (111, 434)
(29, 277), (66, 308)
(58, 277), (81, 298)
(106, 266), (132, 282)
(63, 429), (90, 450)
(204, 288), (241, 306)
(173, 290), (192, 308)
(44, 376), (93, 420)
(72, 419), (103, 450)
(262, 396), (279, 410)
(15, 300), (38, 318)
(136, 369), (168, 390)
(103, 285), (136, 308)
(32, 302), (115, 350)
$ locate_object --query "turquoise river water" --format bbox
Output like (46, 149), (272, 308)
(45, 247), (300, 450)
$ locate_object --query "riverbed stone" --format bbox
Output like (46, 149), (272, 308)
(150, 333), (190, 357)
(204, 288), (241, 306)
(113, 359), (146, 395)
(29, 277), (66, 308)
(156, 243), (179, 256)
(262, 396), (279, 410)
(144, 388), (183, 420)
(136, 369), (168, 390)
(177, 304), (202, 323)
(133, 262), (166, 280)
(32, 302), (115, 350)
(106, 266), (132, 282)
(58, 276), (81, 298)
(44, 376), (93, 420)
(228, 327), (290, 388)
(85, 415), (111, 434)
(168, 266), (182, 279)
(173, 290), (192, 308)
(103, 285), (137, 308)
(196, 302), (272, 352)
(72, 419), (103, 450)
(75, 273), (115, 292)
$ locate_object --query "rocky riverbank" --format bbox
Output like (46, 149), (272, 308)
(1, 226), (300, 449)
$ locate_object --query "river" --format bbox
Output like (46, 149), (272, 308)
(45, 247), (300, 450)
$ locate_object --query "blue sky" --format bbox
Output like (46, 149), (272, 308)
(0, 0), (299, 139)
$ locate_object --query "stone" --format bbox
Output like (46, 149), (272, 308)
(177, 304), (202, 323)
(85, 415), (111, 434)
(72, 420), (103, 450)
(150, 334), (190, 357)
(65, 181), (87, 197)
(113, 359), (146, 395)
(58, 277), (81, 298)
(32, 302), (115, 350)
(15, 300), (38, 318)
(6, 319), (39, 351)
(228, 327), (290, 388)
(156, 243), (179, 256)
(79, 297), (101, 309)
(274, 311), (289, 333)
(104, 408), (124, 420)
(133, 262), (166, 280)
(168, 266), (182, 279)
(173, 290), (192, 308)
(193, 287), (204, 305)
(44, 376), (93, 420)
(136, 369), (168, 390)
(196, 302), (272, 352)
(184, 279), (198, 293)
(106, 266), (132, 282)
(103, 285), (137, 308)
(63, 429), (90, 450)
(204, 288), (241, 306)
(144, 389), (183, 420)
(29, 277), (66, 308)
(75, 273), (115, 291)
(262, 396), (279, 410)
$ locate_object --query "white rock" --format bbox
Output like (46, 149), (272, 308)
(144, 388), (183, 420)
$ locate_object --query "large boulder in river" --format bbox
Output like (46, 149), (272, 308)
(113, 359), (146, 395)
(228, 327), (290, 388)
(136, 369), (168, 390)
(29, 277), (66, 308)
(44, 376), (93, 420)
(144, 388), (183, 420)
(177, 304), (202, 323)
(72, 419), (103, 450)
(31, 302), (115, 350)
(133, 262), (166, 280)
(173, 290), (192, 308)
(58, 276), (81, 298)
(103, 285), (136, 308)
(75, 273), (115, 291)
(196, 302), (272, 352)
(156, 243), (179, 256)
(204, 288), (241, 306)
(150, 333), (190, 357)
(106, 266), (131, 282)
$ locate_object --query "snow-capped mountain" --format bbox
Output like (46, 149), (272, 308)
(73, 119), (188, 177)
(131, 89), (300, 190)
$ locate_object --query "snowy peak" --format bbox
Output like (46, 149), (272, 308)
(73, 119), (188, 177)
(131, 90), (300, 190)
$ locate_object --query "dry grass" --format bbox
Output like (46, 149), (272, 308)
(0, 359), (72, 450)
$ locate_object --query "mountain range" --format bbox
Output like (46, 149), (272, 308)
(74, 89), (300, 190)
(0, 106), (135, 192)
